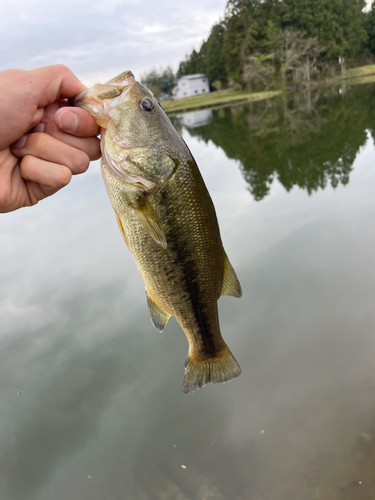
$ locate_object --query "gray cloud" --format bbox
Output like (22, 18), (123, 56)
(1, 0), (226, 82)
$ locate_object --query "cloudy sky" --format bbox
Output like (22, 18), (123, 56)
(1, 0), (227, 86)
(2, 0), (374, 86)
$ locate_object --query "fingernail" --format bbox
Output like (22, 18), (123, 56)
(11, 135), (27, 150)
(58, 110), (79, 131)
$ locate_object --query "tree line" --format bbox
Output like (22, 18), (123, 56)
(169, 0), (375, 91)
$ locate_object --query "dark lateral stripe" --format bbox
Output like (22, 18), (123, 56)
(167, 222), (218, 357)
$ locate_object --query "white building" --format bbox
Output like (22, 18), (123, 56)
(173, 74), (210, 99)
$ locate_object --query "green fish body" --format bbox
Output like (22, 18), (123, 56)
(73, 71), (242, 393)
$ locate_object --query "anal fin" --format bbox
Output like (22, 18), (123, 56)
(221, 253), (242, 298)
(146, 289), (171, 332)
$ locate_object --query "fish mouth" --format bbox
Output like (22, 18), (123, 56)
(68, 89), (88, 107)
(105, 70), (135, 86)
(68, 88), (104, 114)
(69, 71), (136, 110)
(69, 89), (90, 107)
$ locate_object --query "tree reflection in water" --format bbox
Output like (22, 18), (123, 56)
(175, 84), (375, 201)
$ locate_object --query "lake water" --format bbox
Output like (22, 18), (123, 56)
(2, 83), (375, 500)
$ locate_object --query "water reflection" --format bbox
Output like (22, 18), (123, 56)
(177, 85), (375, 201)
(2, 84), (375, 499)
(178, 109), (213, 128)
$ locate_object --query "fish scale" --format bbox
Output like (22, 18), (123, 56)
(73, 70), (242, 393)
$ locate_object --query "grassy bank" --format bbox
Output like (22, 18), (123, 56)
(326, 64), (375, 86)
(335, 64), (375, 86)
(344, 64), (375, 79)
(161, 89), (281, 115)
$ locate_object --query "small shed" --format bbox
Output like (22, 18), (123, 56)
(173, 74), (210, 99)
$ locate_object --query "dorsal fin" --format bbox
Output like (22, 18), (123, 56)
(221, 253), (242, 298)
(146, 290), (171, 332)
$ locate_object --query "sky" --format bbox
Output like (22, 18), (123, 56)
(2, 0), (374, 86)
(1, 0), (227, 86)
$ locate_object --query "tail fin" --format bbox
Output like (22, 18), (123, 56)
(181, 345), (241, 394)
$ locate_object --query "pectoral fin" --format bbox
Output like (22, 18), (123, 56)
(130, 195), (167, 249)
(221, 253), (242, 298)
(146, 290), (171, 332)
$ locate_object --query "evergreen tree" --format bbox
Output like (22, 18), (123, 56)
(177, 49), (206, 78)
(222, 12), (248, 83)
(281, 0), (367, 59)
(364, 4), (375, 55)
(141, 66), (176, 94)
(201, 22), (228, 82)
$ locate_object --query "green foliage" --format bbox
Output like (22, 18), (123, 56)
(177, 0), (371, 90)
(243, 53), (275, 90)
(177, 50), (205, 79)
(221, 13), (247, 83)
(364, 3), (375, 55)
(178, 22), (228, 82)
(281, 0), (367, 59)
(141, 66), (176, 94)
(275, 29), (324, 82)
(202, 23), (228, 82)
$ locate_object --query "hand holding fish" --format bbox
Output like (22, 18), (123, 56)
(0, 64), (101, 213)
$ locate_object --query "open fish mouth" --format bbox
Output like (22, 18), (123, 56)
(69, 70), (136, 109)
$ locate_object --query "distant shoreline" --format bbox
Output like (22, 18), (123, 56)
(162, 64), (375, 115)
(161, 90), (281, 115)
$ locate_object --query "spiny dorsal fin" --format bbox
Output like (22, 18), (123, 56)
(131, 196), (167, 249)
(146, 289), (171, 332)
(221, 253), (242, 298)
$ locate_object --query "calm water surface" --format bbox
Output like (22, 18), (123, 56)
(2, 84), (375, 500)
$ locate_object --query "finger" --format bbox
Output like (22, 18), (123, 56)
(31, 102), (101, 161)
(29, 108), (45, 131)
(28, 65), (86, 107)
(11, 133), (90, 175)
(0, 149), (25, 213)
(34, 124), (101, 161)
(20, 155), (72, 197)
(55, 107), (100, 137)
(52, 134), (101, 162)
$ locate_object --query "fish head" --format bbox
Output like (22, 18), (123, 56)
(72, 70), (175, 150)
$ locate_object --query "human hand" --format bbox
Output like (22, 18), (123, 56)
(0, 64), (101, 213)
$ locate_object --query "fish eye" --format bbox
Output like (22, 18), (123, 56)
(140, 98), (154, 112)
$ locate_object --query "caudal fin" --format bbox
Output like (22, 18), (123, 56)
(181, 346), (241, 394)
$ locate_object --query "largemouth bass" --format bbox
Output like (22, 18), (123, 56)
(73, 71), (242, 393)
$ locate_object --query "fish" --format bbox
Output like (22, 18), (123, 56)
(72, 71), (242, 393)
